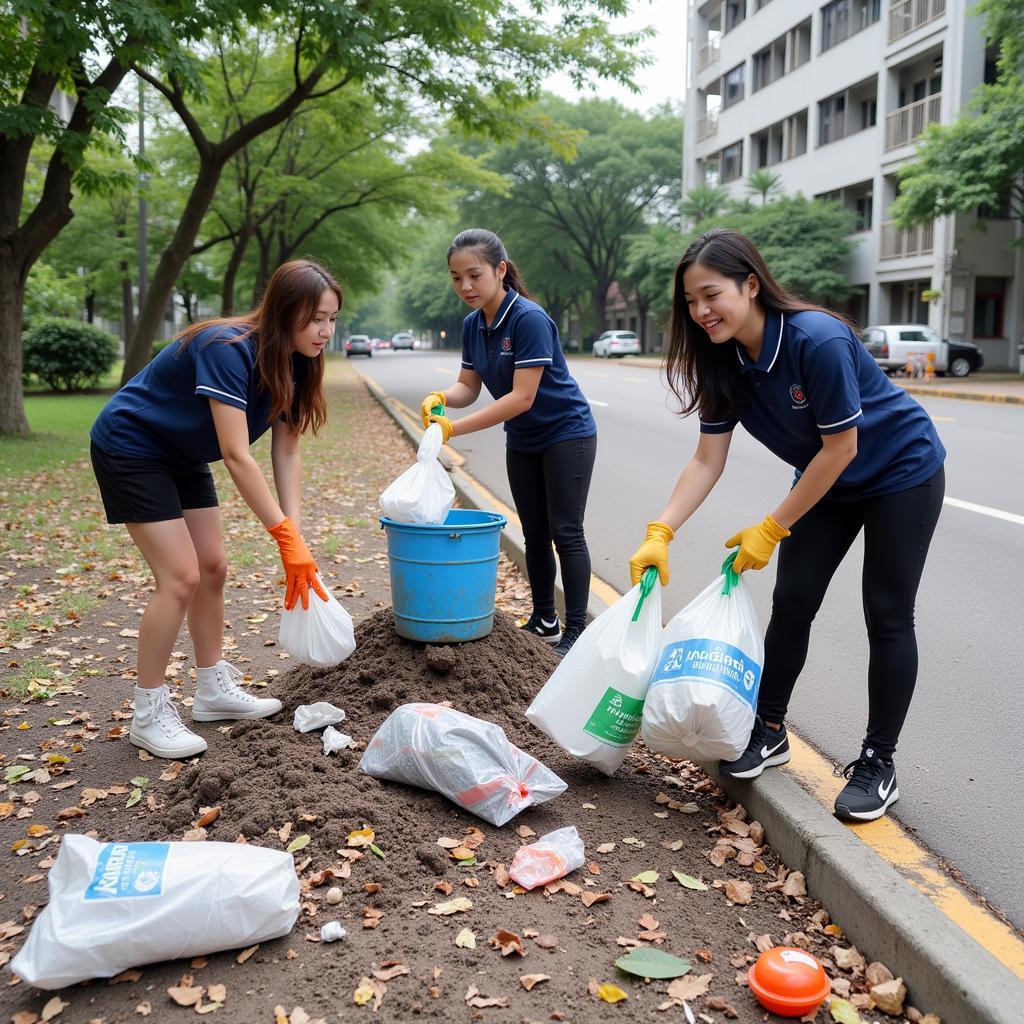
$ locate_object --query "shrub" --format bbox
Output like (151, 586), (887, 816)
(22, 317), (120, 392)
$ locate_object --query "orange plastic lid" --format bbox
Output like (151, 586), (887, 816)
(747, 947), (831, 1017)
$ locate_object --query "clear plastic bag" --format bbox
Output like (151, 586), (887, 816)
(526, 568), (663, 775)
(279, 576), (356, 667)
(10, 834), (299, 989)
(509, 826), (585, 890)
(293, 702), (346, 733)
(641, 555), (764, 762)
(360, 703), (566, 826)
(379, 423), (455, 524)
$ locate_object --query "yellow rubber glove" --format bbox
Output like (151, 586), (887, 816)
(427, 414), (454, 444)
(629, 520), (674, 587)
(268, 518), (329, 610)
(725, 514), (791, 573)
(420, 391), (446, 428)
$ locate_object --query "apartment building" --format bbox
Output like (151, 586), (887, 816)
(685, 0), (1022, 370)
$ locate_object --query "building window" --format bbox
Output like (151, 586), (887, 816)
(721, 142), (743, 183)
(725, 0), (746, 32)
(855, 193), (873, 230)
(702, 157), (721, 187)
(973, 279), (1006, 337)
(752, 110), (807, 168)
(818, 76), (878, 145)
(752, 19), (810, 91)
(815, 179), (873, 230)
(819, 94), (847, 145)
(723, 64), (746, 108)
(821, 0), (881, 52)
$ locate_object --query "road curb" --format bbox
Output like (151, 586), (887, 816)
(363, 373), (1024, 1021)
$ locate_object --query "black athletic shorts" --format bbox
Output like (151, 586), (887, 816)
(90, 442), (219, 524)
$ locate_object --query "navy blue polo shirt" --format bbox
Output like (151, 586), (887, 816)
(700, 310), (945, 500)
(90, 325), (279, 464)
(460, 289), (596, 452)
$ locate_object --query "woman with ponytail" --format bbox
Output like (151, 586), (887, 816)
(629, 229), (945, 822)
(90, 259), (341, 760)
(420, 228), (597, 657)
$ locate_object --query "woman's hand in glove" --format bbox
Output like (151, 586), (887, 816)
(420, 391), (446, 428)
(268, 517), (328, 610)
(628, 520), (674, 587)
(427, 414), (455, 444)
(725, 514), (791, 572)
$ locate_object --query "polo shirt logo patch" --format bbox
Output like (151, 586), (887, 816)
(789, 383), (808, 409)
(500, 336), (513, 356)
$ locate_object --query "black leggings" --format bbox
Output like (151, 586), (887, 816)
(758, 466), (944, 758)
(506, 434), (597, 632)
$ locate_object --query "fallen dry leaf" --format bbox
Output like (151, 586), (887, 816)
(516, 824), (537, 838)
(667, 973), (713, 1000)
(581, 890), (611, 908)
(534, 934), (558, 949)
(195, 806), (222, 828)
(207, 983), (226, 1002)
(464, 985), (509, 1009)
(167, 986), (203, 1007)
(135, 1002), (152, 1016)
(597, 983), (628, 1004)
(724, 879), (752, 905)
(373, 963), (409, 982)
(110, 968), (144, 983)
(782, 871), (807, 897)
(520, 974), (551, 991)
(41, 998), (70, 1022)
(489, 929), (525, 956)
(236, 945), (259, 964)
(596, 842), (616, 854)
(428, 897), (472, 916)
(454, 927), (476, 949)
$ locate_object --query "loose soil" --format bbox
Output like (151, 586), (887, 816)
(0, 362), (928, 1023)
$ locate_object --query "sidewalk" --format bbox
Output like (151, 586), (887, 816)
(616, 356), (1024, 406)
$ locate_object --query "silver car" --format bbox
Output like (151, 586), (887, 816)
(346, 334), (373, 358)
(593, 330), (641, 358)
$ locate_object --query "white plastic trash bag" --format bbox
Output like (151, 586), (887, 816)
(279, 576), (356, 668)
(10, 834), (300, 989)
(509, 826), (585, 890)
(378, 423), (455, 524)
(322, 725), (353, 755)
(526, 568), (663, 775)
(641, 555), (764, 762)
(293, 702), (346, 733)
(360, 703), (567, 826)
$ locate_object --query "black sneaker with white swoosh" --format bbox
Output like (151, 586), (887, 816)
(718, 715), (791, 779)
(834, 749), (898, 821)
(517, 612), (562, 644)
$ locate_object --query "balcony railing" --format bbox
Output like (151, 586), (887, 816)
(697, 110), (719, 142)
(880, 220), (934, 259)
(889, 0), (946, 42)
(698, 38), (720, 71)
(885, 93), (941, 149)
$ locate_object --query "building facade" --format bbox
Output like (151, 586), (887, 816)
(685, 0), (1022, 370)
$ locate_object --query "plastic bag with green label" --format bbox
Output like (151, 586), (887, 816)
(525, 568), (663, 775)
(641, 554), (763, 762)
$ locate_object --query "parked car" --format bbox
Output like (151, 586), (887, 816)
(859, 324), (984, 377)
(391, 331), (415, 351)
(345, 334), (373, 357)
(373, 337), (391, 350)
(592, 330), (641, 358)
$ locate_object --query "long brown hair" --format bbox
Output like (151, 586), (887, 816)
(176, 259), (341, 435)
(666, 229), (851, 420)
(447, 228), (533, 299)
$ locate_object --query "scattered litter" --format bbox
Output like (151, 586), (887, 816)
(379, 422), (455, 524)
(325, 887), (343, 905)
(319, 922), (347, 943)
(321, 725), (353, 755)
(509, 826), (585, 890)
(293, 702), (347, 733)
(10, 834), (299, 989)
(360, 703), (566, 826)
(278, 575), (356, 667)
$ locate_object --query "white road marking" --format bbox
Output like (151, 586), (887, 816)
(588, 398), (609, 407)
(623, 376), (647, 384)
(931, 415), (955, 423)
(944, 497), (1024, 526)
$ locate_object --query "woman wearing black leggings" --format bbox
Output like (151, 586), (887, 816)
(629, 229), (945, 822)
(420, 228), (597, 657)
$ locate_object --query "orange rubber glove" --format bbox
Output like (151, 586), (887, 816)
(725, 514), (791, 573)
(427, 413), (454, 444)
(629, 520), (674, 587)
(420, 391), (446, 428)
(268, 517), (328, 610)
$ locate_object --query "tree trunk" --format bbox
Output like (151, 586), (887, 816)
(221, 223), (252, 316)
(120, 262), (134, 341)
(85, 292), (95, 323)
(637, 298), (650, 352)
(591, 281), (609, 339)
(0, 257), (29, 434)
(122, 159), (224, 383)
(252, 236), (272, 307)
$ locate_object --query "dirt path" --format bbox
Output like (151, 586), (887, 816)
(0, 362), (918, 1023)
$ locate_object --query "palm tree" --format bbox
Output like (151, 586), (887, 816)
(746, 169), (784, 206)
(681, 184), (729, 226)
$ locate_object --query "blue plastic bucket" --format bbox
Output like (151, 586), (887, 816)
(380, 509), (508, 642)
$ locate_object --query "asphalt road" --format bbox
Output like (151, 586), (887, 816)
(353, 348), (1024, 929)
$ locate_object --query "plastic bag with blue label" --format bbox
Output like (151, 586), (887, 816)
(9, 834), (299, 989)
(641, 554), (763, 762)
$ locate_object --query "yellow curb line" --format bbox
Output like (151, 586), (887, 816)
(364, 367), (1024, 977)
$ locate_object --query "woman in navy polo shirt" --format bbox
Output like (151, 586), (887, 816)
(90, 259), (338, 760)
(629, 229), (945, 821)
(419, 228), (597, 657)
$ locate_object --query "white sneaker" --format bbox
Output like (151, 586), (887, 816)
(130, 685), (208, 759)
(192, 660), (283, 722)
